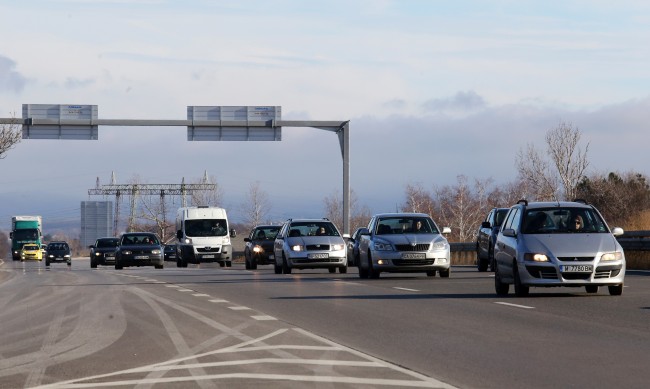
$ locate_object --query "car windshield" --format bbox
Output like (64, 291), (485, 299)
(252, 227), (280, 240)
(288, 222), (340, 237)
(185, 219), (228, 237)
(96, 239), (119, 248)
(24, 244), (39, 251)
(13, 229), (39, 240)
(375, 217), (438, 234)
(121, 235), (160, 245)
(522, 207), (608, 234)
(48, 243), (68, 250)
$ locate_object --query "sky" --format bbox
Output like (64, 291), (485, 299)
(1, 0), (649, 232)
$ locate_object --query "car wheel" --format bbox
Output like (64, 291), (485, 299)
(282, 254), (292, 274)
(226, 261), (232, 267)
(488, 246), (496, 272)
(115, 262), (123, 270)
(585, 285), (599, 294)
(426, 270), (436, 277)
(45, 259), (50, 267)
(91, 260), (97, 269)
(328, 267), (336, 273)
(251, 257), (258, 270)
(439, 268), (451, 278)
(608, 284), (623, 296)
(274, 261), (282, 274)
(513, 262), (529, 297)
(494, 264), (509, 296)
(155, 264), (163, 269)
(368, 252), (380, 279)
(339, 265), (347, 274)
(245, 255), (251, 270)
(358, 257), (369, 279)
(477, 252), (488, 272)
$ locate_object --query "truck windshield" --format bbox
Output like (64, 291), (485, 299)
(185, 219), (228, 237)
(13, 229), (39, 240)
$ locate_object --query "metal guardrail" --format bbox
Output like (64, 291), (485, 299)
(450, 231), (650, 252)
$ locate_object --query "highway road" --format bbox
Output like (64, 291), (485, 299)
(1, 258), (649, 388)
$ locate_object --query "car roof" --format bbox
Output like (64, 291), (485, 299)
(253, 225), (281, 228)
(287, 219), (333, 223)
(373, 213), (432, 218)
(516, 201), (593, 210)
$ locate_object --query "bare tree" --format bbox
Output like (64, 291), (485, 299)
(516, 122), (589, 201)
(190, 173), (224, 207)
(433, 175), (484, 242)
(401, 183), (436, 217)
(240, 181), (271, 229)
(323, 189), (371, 234)
(1, 116), (21, 159)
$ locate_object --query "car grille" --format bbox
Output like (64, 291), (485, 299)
(393, 258), (435, 266)
(595, 266), (621, 279)
(557, 256), (595, 262)
(197, 247), (221, 253)
(525, 265), (558, 279)
(395, 244), (430, 252)
(306, 244), (330, 251)
(293, 258), (339, 263)
(562, 273), (591, 280)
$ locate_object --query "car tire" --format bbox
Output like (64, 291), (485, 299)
(339, 265), (347, 274)
(585, 285), (599, 294)
(282, 255), (292, 274)
(608, 284), (623, 296)
(426, 270), (436, 277)
(439, 268), (451, 278)
(251, 257), (258, 270)
(115, 262), (123, 270)
(274, 262), (282, 274)
(245, 254), (251, 270)
(494, 265), (509, 296)
(488, 245), (496, 272)
(91, 260), (97, 269)
(358, 258), (369, 279)
(367, 252), (380, 279)
(226, 261), (232, 267)
(513, 263), (529, 297)
(45, 259), (50, 267)
(329, 267), (336, 273)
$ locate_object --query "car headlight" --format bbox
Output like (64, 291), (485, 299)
(601, 252), (623, 261)
(48, 254), (54, 258)
(184, 238), (192, 244)
(95, 252), (101, 256)
(524, 253), (549, 262)
(373, 240), (393, 251)
(432, 241), (448, 250)
(332, 244), (344, 251)
(253, 245), (263, 253)
(123, 250), (132, 255)
(64, 254), (71, 258)
(291, 244), (304, 252)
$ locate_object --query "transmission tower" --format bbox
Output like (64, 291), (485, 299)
(88, 172), (217, 236)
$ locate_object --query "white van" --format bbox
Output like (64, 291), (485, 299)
(175, 206), (234, 267)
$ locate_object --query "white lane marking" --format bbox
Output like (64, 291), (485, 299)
(192, 293), (210, 297)
(494, 302), (535, 309)
(251, 315), (277, 321)
(165, 285), (180, 288)
(208, 299), (229, 303)
(177, 288), (193, 292)
(228, 306), (251, 311)
(394, 287), (419, 292)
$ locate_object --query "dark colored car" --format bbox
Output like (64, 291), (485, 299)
(476, 207), (509, 272)
(45, 241), (71, 267)
(346, 227), (365, 267)
(163, 244), (177, 261)
(115, 232), (164, 270)
(89, 237), (120, 268)
(244, 225), (281, 270)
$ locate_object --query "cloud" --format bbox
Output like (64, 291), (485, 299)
(422, 90), (487, 114)
(64, 77), (96, 89)
(0, 55), (27, 93)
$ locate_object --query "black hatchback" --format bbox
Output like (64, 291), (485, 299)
(45, 241), (71, 267)
(89, 237), (120, 268)
(115, 232), (164, 270)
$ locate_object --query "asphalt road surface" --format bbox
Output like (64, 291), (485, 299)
(1, 258), (649, 388)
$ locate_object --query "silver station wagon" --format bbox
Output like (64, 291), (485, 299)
(494, 199), (625, 296)
(357, 213), (452, 279)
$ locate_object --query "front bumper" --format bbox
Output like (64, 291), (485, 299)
(118, 254), (163, 267)
(519, 261), (625, 286)
(371, 250), (451, 272)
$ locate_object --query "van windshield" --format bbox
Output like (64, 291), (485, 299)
(185, 219), (228, 237)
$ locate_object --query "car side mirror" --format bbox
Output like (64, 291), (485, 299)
(359, 228), (370, 236)
(230, 229), (237, 238)
(502, 228), (516, 238)
(176, 230), (182, 239)
(481, 221), (491, 229)
(442, 227), (452, 235)
(611, 227), (624, 237)
(243, 237), (250, 242)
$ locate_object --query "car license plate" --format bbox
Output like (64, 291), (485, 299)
(561, 265), (593, 272)
(308, 253), (329, 259)
(134, 255), (149, 260)
(106, 254), (115, 258)
(402, 253), (426, 259)
(203, 255), (215, 259)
